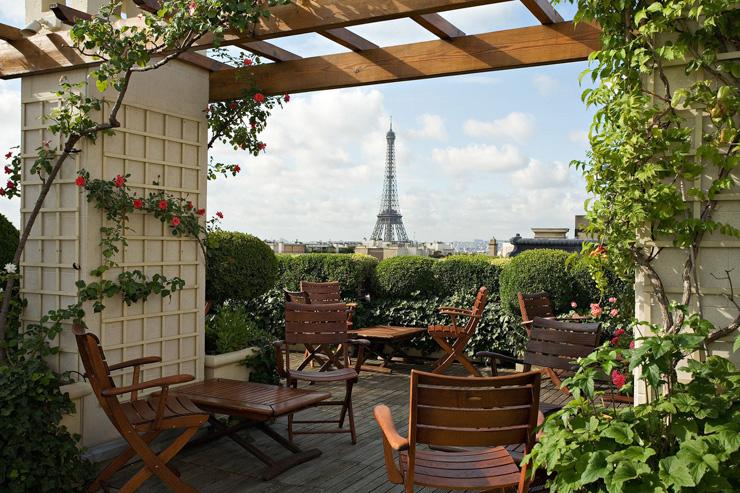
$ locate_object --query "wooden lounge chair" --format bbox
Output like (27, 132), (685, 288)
(374, 369), (543, 493)
(274, 301), (369, 444)
(73, 323), (207, 493)
(427, 286), (488, 376)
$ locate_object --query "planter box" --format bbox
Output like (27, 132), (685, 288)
(60, 381), (93, 439)
(204, 347), (259, 381)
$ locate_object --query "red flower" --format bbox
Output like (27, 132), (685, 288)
(4, 151), (11, 159)
(233, 165), (241, 173)
(133, 199), (143, 209)
(611, 370), (626, 389)
(284, 94), (290, 102)
(216, 211), (224, 219)
(250, 122), (257, 129)
(6, 181), (15, 189)
(610, 336), (620, 346)
(187, 1), (197, 15)
(197, 208), (206, 216)
(229, 102), (238, 110)
(0, 189), (5, 196)
(257, 142), (266, 151)
(158, 200), (168, 210)
(243, 58), (253, 66)
(113, 175), (125, 188)
(4, 166), (11, 174)
(614, 328), (625, 337)
(629, 340), (635, 350)
(170, 216), (181, 227)
(75, 176), (86, 187)
(253, 93), (265, 104)
(186, 201), (193, 210)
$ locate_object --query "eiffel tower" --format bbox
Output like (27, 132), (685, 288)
(370, 121), (409, 243)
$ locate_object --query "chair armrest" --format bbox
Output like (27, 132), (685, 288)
(108, 356), (162, 372)
(101, 374), (194, 397)
(438, 306), (473, 317)
(373, 405), (408, 451)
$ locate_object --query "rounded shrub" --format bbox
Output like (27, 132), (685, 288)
(432, 255), (510, 297)
(499, 249), (592, 315)
(277, 253), (377, 298)
(206, 231), (277, 304)
(0, 212), (19, 267)
(373, 256), (436, 298)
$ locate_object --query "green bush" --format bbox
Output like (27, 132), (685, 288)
(432, 255), (510, 296)
(373, 256), (436, 298)
(205, 303), (269, 355)
(0, 212), (19, 267)
(206, 231), (277, 304)
(499, 249), (592, 315)
(277, 253), (377, 298)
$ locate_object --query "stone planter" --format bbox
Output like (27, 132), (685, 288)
(204, 347), (259, 381)
(60, 381), (93, 438)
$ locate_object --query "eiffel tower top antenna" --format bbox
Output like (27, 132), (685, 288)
(369, 119), (409, 243)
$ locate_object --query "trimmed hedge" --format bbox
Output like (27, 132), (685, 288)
(373, 256), (436, 298)
(0, 212), (19, 267)
(277, 253), (377, 298)
(499, 249), (593, 315)
(432, 255), (510, 297)
(206, 231), (277, 304)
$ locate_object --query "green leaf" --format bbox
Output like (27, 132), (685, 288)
(601, 422), (635, 445)
(581, 450), (610, 484)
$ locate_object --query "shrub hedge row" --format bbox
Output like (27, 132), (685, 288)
(277, 253), (377, 298)
(0, 212), (19, 267)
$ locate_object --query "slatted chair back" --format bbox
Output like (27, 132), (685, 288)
(73, 324), (120, 424)
(409, 369), (541, 451)
(284, 288), (309, 304)
(518, 291), (555, 322)
(284, 301), (351, 365)
(467, 286), (488, 334)
(300, 281), (342, 304)
(522, 317), (601, 372)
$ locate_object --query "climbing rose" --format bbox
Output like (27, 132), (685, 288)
(253, 93), (265, 104)
(608, 297), (617, 303)
(4, 166), (11, 174)
(0, 189), (5, 196)
(133, 199), (143, 209)
(187, 1), (197, 15)
(197, 208), (205, 216)
(614, 328), (625, 337)
(610, 308), (619, 318)
(611, 370), (626, 389)
(284, 94), (290, 102)
(158, 199), (168, 210)
(610, 336), (620, 346)
(170, 216), (181, 227)
(229, 102), (238, 110)
(75, 176), (86, 187)
(6, 181), (14, 189)
(113, 175), (125, 188)
(257, 142), (266, 151)
(216, 211), (224, 219)
(243, 58), (253, 66)
(629, 340), (635, 349)
(4, 151), (11, 159)
(233, 165), (241, 173)
(250, 122), (257, 129)
(4, 263), (16, 274)
(590, 303), (602, 317)
(186, 201), (193, 210)
(570, 301), (577, 309)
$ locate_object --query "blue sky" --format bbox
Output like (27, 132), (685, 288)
(0, 1), (593, 243)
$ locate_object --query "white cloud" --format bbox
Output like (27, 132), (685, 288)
(463, 112), (535, 143)
(0, 84), (21, 227)
(406, 114), (447, 141)
(533, 74), (558, 96)
(511, 159), (572, 189)
(431, 144), (526, 173)
(568, 129), (589, 146)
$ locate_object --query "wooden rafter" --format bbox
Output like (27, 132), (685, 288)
(210, 21), (600, 101)
(521, 0), (564, 24)
(0, 23), (22, 42)
(412, 13), (465, 39)
(50, 3), (92, 23)
(320, 29), (379, 52)
(241, 41), (302, 62)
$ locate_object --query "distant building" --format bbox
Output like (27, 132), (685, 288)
(575, 215), (595, 240)
(508, 227), (592, 257)
(355, 240), (452, 260)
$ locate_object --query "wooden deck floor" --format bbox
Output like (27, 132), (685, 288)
(113, 359), (568, 493)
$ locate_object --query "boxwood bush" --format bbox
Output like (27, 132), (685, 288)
(0, 212), (19, 267)
(277, 253), (376, 298)
(499, 249), (593, 315)
(432, 255), (509, 296)
(206, 231), (277, 304)
(373, 256), (436, 298)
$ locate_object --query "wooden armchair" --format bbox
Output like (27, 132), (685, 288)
(427, 286), (488, 376)
(274, 301), (370, 444)
(518, 291), (556, 330)
(73, 323), (207, 493)
(374, 369), (543, 493)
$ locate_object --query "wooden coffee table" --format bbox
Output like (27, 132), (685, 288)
(169, 378), (331, 479)
(349, 325), (426, 373)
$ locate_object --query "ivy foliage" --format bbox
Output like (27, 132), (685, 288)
(0, 212), (18, 267)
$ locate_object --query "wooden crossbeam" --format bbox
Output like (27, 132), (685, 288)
(210, 21), (600, 101)
(412, 13), (465, 39)
(241, 41), (302, 62)
(0, 23), (22, 42)
(51, 3), (92, 23)
(521, 0), (564, 24)
(320, 28), (379, 52)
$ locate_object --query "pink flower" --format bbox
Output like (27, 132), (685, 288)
(590, 303), (602, 318)
(170, 216), (181, 227)
(570, 301), (578, 309)
(610, 308), (619, 318)
(629, 340), (635, 349)
(187, 1), (197, 15)
(75, 176), (86, 187)
(113, 175), (125, 188)
(253, 93), (265, 104)
(611, 370), (626, 389)
(216, 211), (224, 219)
(4, 166), (11, 174)
(243, 58), (253, 66)
(4, 151), (11, 159)
(133, 199), (143, 209)
(284, 94), (290, 102)
(233, 165), (241, 173)
(608, 297), (617, 303)
(158, 200), (168, 211)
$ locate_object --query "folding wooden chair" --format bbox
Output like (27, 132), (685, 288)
(73, 323), (208, 493)
(427, 286), (488, 376)
(374, 369), (543, 493)
(274, 302), (369, 444)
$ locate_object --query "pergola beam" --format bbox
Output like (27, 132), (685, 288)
(521, 0), (564, 24)
(320, 28), (379, 51)
(241, 41), (302, 62)
(412, 13), (465, 39)
(50, 3), (92, 23)
(210, 21), (600, 101)
(0, 23), (22, 42)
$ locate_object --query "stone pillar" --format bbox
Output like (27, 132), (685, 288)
(487, 238), (497, 257)
(20, 61), (209, 447)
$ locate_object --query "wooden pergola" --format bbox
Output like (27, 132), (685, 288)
(0, 0), (600, 100)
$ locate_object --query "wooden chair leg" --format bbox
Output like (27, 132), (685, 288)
(431, 336), (456, 374)
(288, 413), (294, 442)
(345, 381), (357, 444)
(86, 431), (160, 493)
